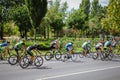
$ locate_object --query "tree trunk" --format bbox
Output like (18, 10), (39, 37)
(34, 28), (36, 43)
(43, 26), (46, 39)
(47, 26), (49, 39)
(0, 23), (3, 39)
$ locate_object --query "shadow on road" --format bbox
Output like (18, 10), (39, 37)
(0, 61), (9, 64)
(26, 66), (52, 70)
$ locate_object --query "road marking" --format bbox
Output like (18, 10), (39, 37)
(36, 66), (120, 80)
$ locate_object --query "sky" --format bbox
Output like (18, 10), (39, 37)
(60, 0), (109, 11)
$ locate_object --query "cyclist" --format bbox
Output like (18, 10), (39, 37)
(112, 38), (118, 48)
(26, 44), (39, 64)
(104, 38), (112, 51)
(0, 41), (10, 48)
(0, 41), (10, 60)
(14, 40), (26, 61)
(95, 40), (104, 53)
(65, 42), (74, 59)
(82, 41), (91, 57)
(50, 39), (59, 50)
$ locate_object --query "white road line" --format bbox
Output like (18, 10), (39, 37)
(36, 66), (120, 80)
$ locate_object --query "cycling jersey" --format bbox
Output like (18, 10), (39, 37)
(96, 42), (103, 48)
(112, 40), (118, 47)
(95, 42), (103, 50)
(14, 41), (25, 55)
(82, 42), (90, 49)
(14, 41), (25, 50)
(50, 39), (58, 50)
(0, 42), (8, 47)
(104, 41), (111, 48)
(0, 42), (9, 51)
(26, 45), (38, 56)
(26, 45), (38, 51)
(65, 43), (73, 51)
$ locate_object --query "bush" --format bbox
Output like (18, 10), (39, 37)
(37, 42), (50, 50)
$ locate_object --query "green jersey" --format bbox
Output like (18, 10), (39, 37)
(15, 41), (25, 50)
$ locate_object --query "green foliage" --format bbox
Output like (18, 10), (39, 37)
(4, 21), (19, 36)
(25, 0), (47, 28)
(25, 0), (47, 41)
(10, 6), (32, 38)
(79, 0), (90, 20)
(101, 0), (120, 35)
(90, 0), (99, 18)
(43, 0), (68, 38)
(66, 10), (85, 30)
(0, 0), (25, 39)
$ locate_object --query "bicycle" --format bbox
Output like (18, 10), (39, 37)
(44, 49), (62, 61)
(8, 48), (26, 65)
(79, 47), (93, 58)
(62, 49), (77, 62)
(92, 47), (105, 61)
(19, 49), (44, 69)
(101, 48), (114, 61)
(0, 47), (11, 61)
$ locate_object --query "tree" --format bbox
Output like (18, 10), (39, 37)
(25, 0), (47, 42)
(101, 0), (120, 36)
(42, 0), (68, 38)
(11, 6), (32, 39)
(89, 0), (101, 37)
(66, 0), (90, 38)
(0, 0), (24, 39)
(90, 0), (99, 18)
(4, 21), (19, 36)
(79, 0), (90, 21)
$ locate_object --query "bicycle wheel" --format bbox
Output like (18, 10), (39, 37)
(19, 56), (29, 69)
(62, 53), (68, 62)
(44, 52), (52, 61)
(79, 52), (84, 58)
(108, 51), (114, 60)
(87, 50), (93, 58)
(100, 52), (105, 61)
(71, 53), (77, 62)
(8, 55), (18, 65)
(92, 52), (99, 60)
(34, 56), (43, 68)
(55, 51), (62, 60)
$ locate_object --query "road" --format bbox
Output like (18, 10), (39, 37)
(0, 56), (120, 80)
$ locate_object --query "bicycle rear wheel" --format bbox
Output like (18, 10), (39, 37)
(108, 51), (114, 60)
(8, 55), (18, 65)
(79, 52), (84, 58)
(34, 56), (44, 68)
(92, 52), (99, 60)
(55, 51), (62, 60)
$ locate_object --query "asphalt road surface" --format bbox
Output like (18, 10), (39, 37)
(0, 56), (120, 80)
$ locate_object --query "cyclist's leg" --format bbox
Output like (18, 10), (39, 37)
(26, 50), (34, 62)
(84, 47), (87, 57)
(14, 47), (20, 61)
(68, 47), (73, 58)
